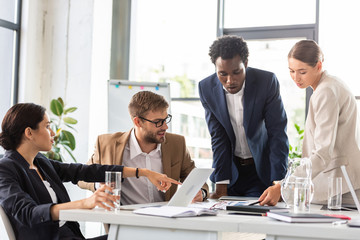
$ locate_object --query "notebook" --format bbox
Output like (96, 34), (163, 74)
(133, 206), (217, 218)
(340, 165), (360, 227)
(266, 212), (340, 223)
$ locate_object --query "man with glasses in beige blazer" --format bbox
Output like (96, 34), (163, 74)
(78, 91), (208, 205)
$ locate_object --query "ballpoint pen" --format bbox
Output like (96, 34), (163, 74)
(248, 200), (261, 206)
(332, 220), (348, 225)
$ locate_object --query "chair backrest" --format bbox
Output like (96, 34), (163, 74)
(0, 205), (16, 240)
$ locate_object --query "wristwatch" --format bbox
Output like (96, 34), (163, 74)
(201, 188), (208, 201)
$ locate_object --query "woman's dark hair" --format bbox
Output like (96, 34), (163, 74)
(0, 103), (46, 150)
(209, 35), (249, 64)
(288, 40), (324, 67)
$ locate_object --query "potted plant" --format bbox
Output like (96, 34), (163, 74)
(288, 123), (304, 160)
(44, 97), (78, 162)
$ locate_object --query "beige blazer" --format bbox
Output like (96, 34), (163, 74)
(302, 71), (360, 203)
(78, 130), (208, 201)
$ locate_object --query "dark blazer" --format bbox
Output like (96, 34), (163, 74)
(199, 67), (289, 189)
(0, 150), (123, 240)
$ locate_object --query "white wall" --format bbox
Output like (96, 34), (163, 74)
(19, 0), (95, 165)
(18, 0), (112, 237)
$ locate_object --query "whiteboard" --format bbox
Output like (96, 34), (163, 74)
(108, 80), (171, 133)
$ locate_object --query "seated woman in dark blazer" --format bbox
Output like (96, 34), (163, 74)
(0, 103), (179, 240)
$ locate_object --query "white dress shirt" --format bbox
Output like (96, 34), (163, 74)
(121, 129), (165, 205)
(217, 81), (253, 184)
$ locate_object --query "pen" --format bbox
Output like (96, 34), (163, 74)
(248, 200), (261, 206)
(332, 220), (348, 225)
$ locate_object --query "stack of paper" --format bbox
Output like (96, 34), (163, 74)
(133, 206), (217, 218)
(267, 212), (341, 223)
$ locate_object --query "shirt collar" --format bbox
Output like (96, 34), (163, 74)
(129, 129), (161, 159)
(223, 80), (246, 96)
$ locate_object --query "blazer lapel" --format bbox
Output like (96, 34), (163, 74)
(212, 80), (236, 143)
(160, 138), (171, 176)
(160, 137), (172, 201)
(115, 130), (132, 165)
(243, 68), (257, 131)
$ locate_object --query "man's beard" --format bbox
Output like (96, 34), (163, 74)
(144, 130), (166, 144)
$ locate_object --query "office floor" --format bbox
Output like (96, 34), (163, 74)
(222, 232), (265, 240)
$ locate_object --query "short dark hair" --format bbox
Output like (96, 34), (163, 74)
(209, 35), (249, 64)
(128, 91), (169, 118)
(0, 103), (46, 150)
(288, 40), (324, 67)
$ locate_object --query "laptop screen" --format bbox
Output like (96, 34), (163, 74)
(340, 165), (360, 214)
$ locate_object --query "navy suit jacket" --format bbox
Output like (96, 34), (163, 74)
(0, 150), (123, 240)
(199, 67), (288, 189)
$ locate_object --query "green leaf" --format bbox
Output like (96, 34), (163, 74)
(50, 99), (64, 116)
(57, 97), (64, 107)
(64, 124), (77, 132)
(63, 117), (78, 124)
(59, 140), (70, 145)
(63, 145), (77, 163)
(53, 146), (61, 153)
(295, 123), (300, 132)
(64, 107), (77, 114)
(299, 130), (304, 135)
(60, 130), (76, 150)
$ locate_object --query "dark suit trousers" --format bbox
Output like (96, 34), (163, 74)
(228, 158), (268, 197)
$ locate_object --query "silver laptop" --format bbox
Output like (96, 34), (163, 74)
(340, 165), (360, 227)
(340, 165), (360, 214)
(167, 168), (214, 207)
(121, 168), (214, 210)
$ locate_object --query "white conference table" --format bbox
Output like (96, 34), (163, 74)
(60, 203), (360, 240)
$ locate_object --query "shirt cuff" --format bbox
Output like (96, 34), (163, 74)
(94, 182), (100, 190)
(216, 180), (230, 184)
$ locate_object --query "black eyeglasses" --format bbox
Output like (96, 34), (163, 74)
(138, 114), (172, 128)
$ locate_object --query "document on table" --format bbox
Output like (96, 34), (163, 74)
(133, 206), (217, 218)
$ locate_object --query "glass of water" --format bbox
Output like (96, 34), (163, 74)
(328, 177), (342, 210)
(294, 177), (311, 213)
(105, 171), (122, 211)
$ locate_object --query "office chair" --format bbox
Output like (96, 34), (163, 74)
(0, 205), (15, 240)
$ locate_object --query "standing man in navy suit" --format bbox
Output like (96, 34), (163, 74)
(199, 35), (288, 205)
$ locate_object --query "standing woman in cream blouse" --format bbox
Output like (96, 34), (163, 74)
(260, 40), (360, 205)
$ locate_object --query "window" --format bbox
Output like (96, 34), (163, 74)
(224, 0), (316, 28)
(129, 0), (217, 172)
(0, 0), (22, 155)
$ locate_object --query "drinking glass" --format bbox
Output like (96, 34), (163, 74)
(328, 177), (342, 210)
(294, 177), (311, 213)
(105, 171), (122, 211)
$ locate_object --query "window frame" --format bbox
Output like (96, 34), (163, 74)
(0, 0), (22, 106)
(0, 0), (22, 157)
